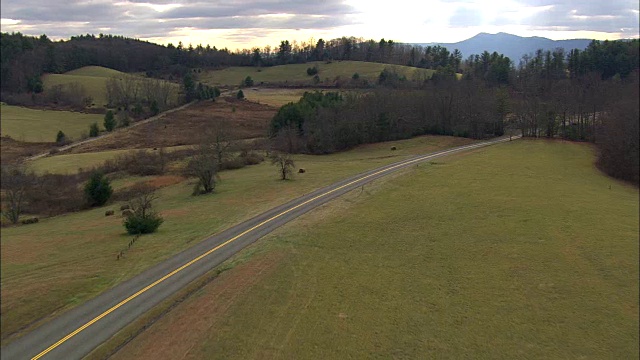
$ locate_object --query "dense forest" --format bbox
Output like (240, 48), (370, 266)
(268, 40), (639, 184)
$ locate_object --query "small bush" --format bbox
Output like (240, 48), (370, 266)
(150, 100), (160, 115)
(20, 217), (39, 225)
(118, 112), (130, 128)
(124, 213), (163, 235)
(89, 122), (100, 137)
(244, 76), (254, 87)
(352, 72), (360, 80)
(220, 157), (246, 170)
(240, 151), (264, 165)
(123, 185), (163, 234)
(307, 66), (319, 76)
(56, 130), (67, 145)
(84, 172), (112, 207)
(132, 103), (144, 118)
(237, 90), (245, 99)
(104, 110), (116, 132)
(105, 210), (115, 216)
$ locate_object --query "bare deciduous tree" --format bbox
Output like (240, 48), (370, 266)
(211, 123), (232, 167)
(186, 142), (218, 195)
(128, 184), (158, 218)
(1, 165), (31, 224)
(270, 152), (295, 180)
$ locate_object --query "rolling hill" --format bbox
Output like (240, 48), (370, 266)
(42, 66), (180, 109)
(200, 61), (435, 87)
(0, 103), (103, 143)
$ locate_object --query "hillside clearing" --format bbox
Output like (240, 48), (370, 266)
(0, 104), (103, 143)
(42, 66), (180, 108)
(200, 61), (434, 87)
(65, 66), (126, 78)
(0, 135), (475, 341)
(243, 88), (311, 107)
(65, 98), (274, 154)
(110, 140), (638, 359)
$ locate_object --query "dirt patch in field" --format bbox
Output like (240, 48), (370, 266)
(68, 99), (275, 154)
(111, 251), (285, 360)
(0, 137), (52, 164)
(144, 175), (186, 189)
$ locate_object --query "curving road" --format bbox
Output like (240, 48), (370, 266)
(2, 136), (519, 360)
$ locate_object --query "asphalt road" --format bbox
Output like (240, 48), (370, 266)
(2, 136), (519, 360)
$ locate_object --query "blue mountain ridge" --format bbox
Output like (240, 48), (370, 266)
(412, 32), (593, 62)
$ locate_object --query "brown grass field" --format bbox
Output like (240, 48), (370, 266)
(67, 97), (274, 154)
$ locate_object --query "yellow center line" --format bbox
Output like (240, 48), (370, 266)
(31, 138), (511, 359)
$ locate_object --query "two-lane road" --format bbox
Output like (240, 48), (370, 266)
(2, 136), (519, 360)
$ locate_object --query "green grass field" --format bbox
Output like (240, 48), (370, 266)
(43, 74), (112, 108)
(0, 104), (103, 143)
(65, 66), (126, 78)
(201, 61), (434, 87)
(111, 140), (639, 359)
(0, 135), (474, 341)
(242, 88), (311, 107)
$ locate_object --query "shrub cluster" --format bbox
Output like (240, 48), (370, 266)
(106, 149), (169, 176)
(219, 152), (265, 171)
(124, 213), (163, 235)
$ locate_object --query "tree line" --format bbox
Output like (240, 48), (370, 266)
(269, 39), (638, 184)
(1, 32), (466, 94)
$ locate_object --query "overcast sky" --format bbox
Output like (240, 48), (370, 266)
(1, 0), (638, 50)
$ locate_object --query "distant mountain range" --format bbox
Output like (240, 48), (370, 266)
(414, 32), (593, 62)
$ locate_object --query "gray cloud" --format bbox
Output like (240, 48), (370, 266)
(512, 0), (639, 36)
(1, 0), (358, 40)
(1, 0), (637, 44)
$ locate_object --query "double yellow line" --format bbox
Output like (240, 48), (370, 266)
(32, 138), (511, 359)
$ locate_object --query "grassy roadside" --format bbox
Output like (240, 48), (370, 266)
(0, 135), (475, 342)
(110, 140), (638, 359)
